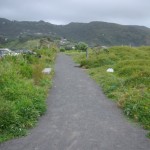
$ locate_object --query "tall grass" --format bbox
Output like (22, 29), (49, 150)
(73, 46), (150, 137)
(0, 47), (57, 142)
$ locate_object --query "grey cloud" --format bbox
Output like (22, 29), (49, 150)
(0, 0), (150, 27)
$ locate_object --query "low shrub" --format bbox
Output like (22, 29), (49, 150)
(124, 98), (150, 129)
(0, 99), (17, 131)
(0, 47), (57, 142)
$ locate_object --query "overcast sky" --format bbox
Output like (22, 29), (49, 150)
(0, 0), (150, 27)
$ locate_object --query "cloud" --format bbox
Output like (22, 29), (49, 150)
(0, 0), (150, 27)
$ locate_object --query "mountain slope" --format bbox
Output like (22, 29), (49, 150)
(57, 21), (150, 46)
(0, 18), (150, 46)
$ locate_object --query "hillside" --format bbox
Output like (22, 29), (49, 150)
(71, 46), (150, 137)
(0, 18), (150, 46)
(60, 22), (150, 46)
(0, 18), (56, 38)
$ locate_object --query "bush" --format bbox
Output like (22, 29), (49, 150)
(124, 98), (150, 129)
(0, 100), (17, 131)
(75, 42), (88, 51)
(60, 47), (65, 52)
(15, 98), (39, 128)
(0, 47), (56, 142)
(19, 64), (33, 79)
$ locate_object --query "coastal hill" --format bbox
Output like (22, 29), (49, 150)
(0, 18), (150, 46)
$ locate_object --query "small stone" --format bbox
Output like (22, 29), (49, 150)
(42, 68), (52, 74)
(106, 68), (114, 72)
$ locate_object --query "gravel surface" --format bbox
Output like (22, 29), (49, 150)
(0, 53), (150, 150)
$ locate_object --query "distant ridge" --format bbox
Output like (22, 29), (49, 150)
(0, 18), (150, 46)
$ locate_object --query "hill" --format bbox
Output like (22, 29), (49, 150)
(0, 18), (150, 46)
(59, 22), (150, 46)
(72, 46), (150, 136)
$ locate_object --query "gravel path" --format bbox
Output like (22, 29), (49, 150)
(0, 53), (150, 150)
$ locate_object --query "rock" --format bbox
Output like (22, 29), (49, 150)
(42, 68), (52, 74)
(106, 68), (114, 72)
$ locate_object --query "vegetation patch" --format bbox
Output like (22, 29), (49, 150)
(0, 46), (57, 143)
(70, 46), (150, 137)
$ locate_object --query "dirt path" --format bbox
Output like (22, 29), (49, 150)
(0, 53), (150, 150)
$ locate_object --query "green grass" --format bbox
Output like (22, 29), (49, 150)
(0, 47), (57, 143)
(70, 46), (150, 136)
(0, 39), (40, 50)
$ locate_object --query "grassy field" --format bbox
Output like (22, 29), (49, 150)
(66, 46), (150, 137)
(0, 47), (57, 142)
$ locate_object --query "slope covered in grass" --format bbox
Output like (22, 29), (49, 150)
(73, 46), (150, 136)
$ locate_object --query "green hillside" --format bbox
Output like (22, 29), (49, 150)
(70, 46), (150, 137)
(0, 18), (150, 46)
(60, 22), (150, 46)
(1, 18), (150, 46)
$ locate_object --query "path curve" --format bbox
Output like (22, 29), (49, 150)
(0, 53), (150, 150)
